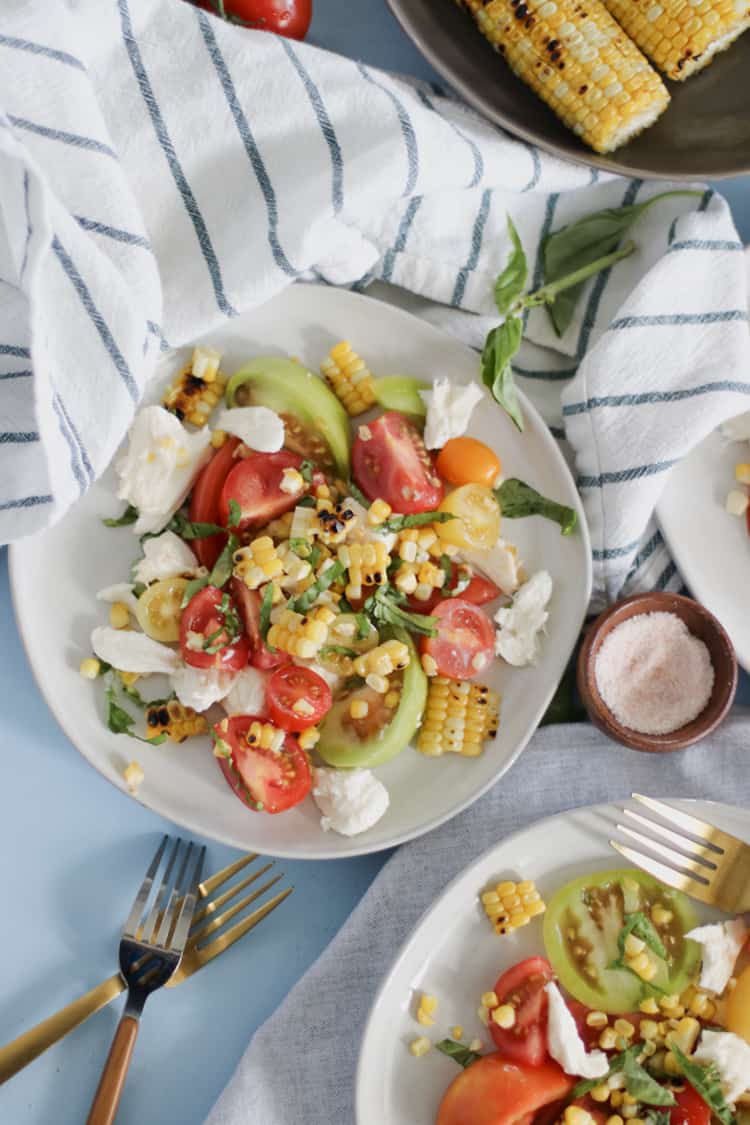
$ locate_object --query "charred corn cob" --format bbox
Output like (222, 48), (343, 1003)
(458, 0), (669, 153)
(267, 605), (337, 659)
(162, 348), (227, 426)
(233, 536), (284, 589)
(417, 677), (500, 757)
(352, 639), (410, 677)
(481, 879), (546, 935)
(321, 342), (377, 415)
(146, 700), (208, 743)
(338, 541), (391, 599)
(602, 0), (750, 80)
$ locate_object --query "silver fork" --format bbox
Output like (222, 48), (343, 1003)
(86, 835), (205, 1125)
(610, 793), (750, 912)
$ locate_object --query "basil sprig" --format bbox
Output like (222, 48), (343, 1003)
(493, 214), (528, 315)
(495, 478), (576, 535)
(435, 1039), (482, 1069)
(364, 586), (438, 637)
(103, 504), (139, 528)
(380, 511), (455, 533)
(670, 1045), (736, 1125)
(481, 314), (524, 432)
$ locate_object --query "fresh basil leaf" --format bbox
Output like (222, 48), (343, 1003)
(298, 460), (314, 484)
(208, 533), (238, 589)
(104, 678), (166, 745)
(355, 612), (371, 640)
(381, 511), (455, 533)
(132, 582), (146, 598)
(646, 1111), (673, 1125)
(287, 560), (345, 615)
(495, 478), (576, 535)
(319, 644), (359, 659)
(366, 586), (438, 637)
(227, 498), (242, 529)
(622, 1052), (675, 1106)
(435, 1039), (482, 1070)
(347, 481), (370, 508)
(166, 511), (226, 539)
(181, 573), (209, 609)
(670, 1045), (736, 1125)
(481, 317), (524, 432)
(619, 912), (667, 961)
(103, 504), (139, 528)
(573, 1044), (643, 1098)
(438, 554), (453, 591)
(259, 581), (274, 643)
(296, 495), (316, 509)
(494, 215), (528, 316)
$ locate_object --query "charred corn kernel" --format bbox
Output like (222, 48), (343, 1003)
(244, 720), (285, 752)
(338, 541), (391, 591)
(162, 361), (227, 426)
(420, 995), (438, 1015)
(79, 657), (101, 680)
(624, 933), (646, 956)
(421, 653), (438, 677)
(590, 1086), (611, 1103)
(210, 429), (227, 448)
(233, 537), (284, 588)
(145, 699), (208, 743)
(640, 1019), (659, 1040)
(119, 671), (140, 688)
(280, 468), (305, 495)
(452, 1026), (464, 1040)
(384, 690), (401, 709)
(353, 639), (410, 678)
(639, 997), (659, 1015)
(736, 463), (750, 485)
(267, 606), (334, 659)
(123, 760), (144, 792)
(492, 1004), (516, 1029)
(651, 904), (673, 926)
(321, 341), (377, 416)
(350, 699), (369, 720)
(417, 1009), (435, 1027)
(191, 345), (222, 382)
(367, 499), (392, 526)
(109, 602), (130, 629)
(599, 1027), (618, 1051)
(409, 1036), (431, 1057)
(298, 726), (320, 751)
(365, 673), (390, 694)
(565, 1107), (597, 1125)
(586, 1011), (609, 1029)
(418, 678), (500, 758)
(666, 1017), (700, 1055)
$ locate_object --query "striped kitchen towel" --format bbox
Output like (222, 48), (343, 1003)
(1, 0), (748, 607)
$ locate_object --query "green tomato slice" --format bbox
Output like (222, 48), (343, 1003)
(543, 868), (700, 1014)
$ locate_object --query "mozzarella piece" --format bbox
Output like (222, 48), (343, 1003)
(420, 378), (484, 449)
(686, 918), (748, 994)
(344, 498), (397, 552)
(96, 583), (141, 614)
(221, 666), (269, 716)
(133, 530), (202, 585)
(494, 570), (552, 667)
(545, 983), (608, 1079)
(312, 768), (389, 837)
(693, 1029), (750, 1103)
(213, 407), (284, 453)
(171, 664), (237, 712)
(460, 538), (522, 595)
(91, 626), (180, 675)
(722, 411), (750, 442)
(116, 406), (211, 535)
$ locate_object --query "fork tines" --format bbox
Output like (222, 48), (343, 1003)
(125, 836), (206, 952)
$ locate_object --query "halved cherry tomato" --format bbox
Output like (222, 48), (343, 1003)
(219, 450), (316, 531)
(351, 411), (443, 514)
(407, 568), (501, 613)
(267, 664), (332, 731)
(420, 597), (495, 679)
(199, 0), (312, 39)
(229, 578), (291, 670)
(135, 577), (189, 642)
(488, 956), (555, 1066)
(438, 483), (501, 550)
(436, 1053), (574, 1125)
(670, 1083), (711, 1125)
(436, 437), (501, 488)
(215, 715), (312, 814)
(179, 585), (250, 670)
(188, 436), (241, 569)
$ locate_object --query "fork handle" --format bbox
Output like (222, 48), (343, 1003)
(86, 1015), (139, 1125)
(0, 973), (126, 1084)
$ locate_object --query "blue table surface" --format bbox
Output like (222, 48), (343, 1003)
(2, 6), (749, 1124)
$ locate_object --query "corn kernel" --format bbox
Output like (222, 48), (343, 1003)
(610, 1092), (624, 1109)
(468, 1038), (483, 1052)
(663, 1050), (681, 1076)
(613, 1018), (635, 1039)
(109, 602), (130, 629)
(639, 997), (659, 1015)
(477, 1005), (489, 1027)
(565, 1108), (596, 1125)
(640, 1019), (659, 1040)
(321, 342), (377, 416)
(365, 673), (390, 694)
(624, 933), (646, 956)
(492, 1004), (516, 1029)
(735, 463), (750, 485)
(607, 1117), (624, 1125)
(481, 992), (498, 1008)
(599, 1027), (618, 1050)
(298, 726), (320, 751)
(590, 1086), (611, 1103)
(122, 760), (144, 792)
(586, 1011), (609, 1029)
(421, 653), (438, 676)
(451, 1026), (464, 1040)
(210, 429), (227, 448)
(416, 1009), (434, 1026)
(368, 499), (392, 525)
(384, 691), (401, 709)
(409, 1036), (431, 1057)
(350, 699), (369, 720)
(79, 657), (101, 680)
(419, 995), (438, 1015)
(651, 904), (673, 926)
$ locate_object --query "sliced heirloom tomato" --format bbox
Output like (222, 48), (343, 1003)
(214, 715), (312, 814)
(219, 450), (319, 531)
(436, 437), (501, 488)
(351, 411), (443, 514)
(135, 577), (189, 642)
(179, 585), (250, 670)
(438, 484), (501, 550)
(437, 1054), (574, 1125)
(670, 1084), (711, 1125)
(420, 598), (495, 679)
(488, 957), (555, 1066)
(188, 436), (241, 569)
(229, 578), (290, 670)
(267, 665), (332, 732)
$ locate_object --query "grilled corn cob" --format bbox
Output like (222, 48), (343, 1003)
(145, 700), (208, 743)
(162, 348), (227, 426)
(417, 677), (500, 757)
(481, 879), (546, 935)
(458, 0), (669, 153)
(233, 537), (284, 589)
(320, 342), (377, 415)
(352, 639), (410, 677)
(602, 0), (750, 79)
(267, 605), (337, 659)
(338, 541), (391, 599)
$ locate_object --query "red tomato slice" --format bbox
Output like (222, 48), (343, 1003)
(219, 450), (313, 530)
(488, 957), (555, 1067)
(229, 578), (291, 670)
(420, 597), (495, 679)
(408, 568), (501, 613)
(188, 437), (241, 569)
(179, 585), (250, 670)
(215, 715), (312, 814)
(670, 1084), (711, 1125)
(201, 0), (312, 38)
(351, 411), (443, 514)
(267, 664), (332, 731)
(437, 1053), (574, 1125)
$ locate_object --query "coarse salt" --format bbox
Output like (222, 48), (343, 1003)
(594, 611), (714, 736)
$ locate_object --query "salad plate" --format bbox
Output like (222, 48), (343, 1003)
(10, 283), (590, 858)
(356, 798), (750, 1124)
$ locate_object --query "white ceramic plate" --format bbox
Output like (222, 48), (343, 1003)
(10, 284), (591, 858)
(356, 798), (747, 1124)
(657, 430), (750, 673)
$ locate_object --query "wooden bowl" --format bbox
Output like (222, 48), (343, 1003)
(577, 592), (737, 752)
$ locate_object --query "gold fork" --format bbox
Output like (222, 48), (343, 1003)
(610, 793), (750, 912)
(0, 852), (291, 1084)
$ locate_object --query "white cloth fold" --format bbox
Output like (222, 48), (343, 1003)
(1, 0), (748, 610)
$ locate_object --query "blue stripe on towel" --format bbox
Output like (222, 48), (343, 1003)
(381, 197), (422, 283)
(415, 89), (483, 189)
(609, 310), (748, 330)
(7, 115), (116, 159)
(279, 39), (344, 215)
(0, 34), (85, 71)
(451, 189), (492, 307)
(578, 458), (677, 489)
(563, 380), (750, 416)
(75, 215), (152, 251)
(0, 494), (52, 511)
(356, 63), (418, 197)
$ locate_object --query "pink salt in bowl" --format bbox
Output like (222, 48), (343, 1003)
(577, 592), (738, 753)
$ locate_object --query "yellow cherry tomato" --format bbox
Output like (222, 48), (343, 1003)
(437, 483), (501, 550)
(727, 963), (750, 1045)
(436, 437), (501, 488)
(135, 577), (189, 642)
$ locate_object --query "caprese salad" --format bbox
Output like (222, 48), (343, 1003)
(417, 868), (750, 1125)
(83, 341), (575, 836)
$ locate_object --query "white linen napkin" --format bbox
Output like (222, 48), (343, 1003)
(1, 0), (748, 606)
(205, 717), (750, 1125)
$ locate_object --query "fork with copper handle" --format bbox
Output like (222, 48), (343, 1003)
(0, 852), (291, 1084)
